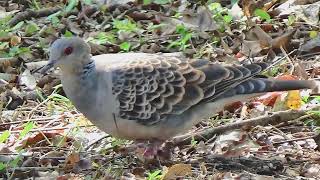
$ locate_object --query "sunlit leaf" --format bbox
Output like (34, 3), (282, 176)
(113, 19), (138, 32)
(147, 170), (162, 180)
(9, 154), (23, 168)
(51, 16), (60, 27)
(309, 31), (318, 39)
(0, 130), (10, 144)
(65, 0), (78, 12)
(64, 30), (73, 37)
(208, 3), (221, 11)
(47, 11), (61, 27)
(254, 9), (271, 21)
(0, 163), (6, 171)
(143, 0), (152, 5)
(9, 46), (31, 57)
(223, 15), (233, 23)
(32, 0), (41, 10)
(87, 32), (116, 45)
(287, 15), (295, 26)
(286, 90), (302, 110)
(19, 121), (35, 140)
(0, 31), (9, 39)
(120, 42), (131, 52)
(25, 22), (39, 36)
(0, 42), (9, 51)
(10, 21), (24, 31)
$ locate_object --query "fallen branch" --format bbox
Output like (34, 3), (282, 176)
(172, 109), (318, 145)
(9, 7), (61, 27)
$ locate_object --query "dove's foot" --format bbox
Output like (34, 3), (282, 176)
(135, 140), (162, 160)
(133, 140), (173, 162)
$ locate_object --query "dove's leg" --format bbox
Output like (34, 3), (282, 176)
(135, 140), (164, 160)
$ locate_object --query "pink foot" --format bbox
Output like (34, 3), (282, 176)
(135, 140), (163, 161)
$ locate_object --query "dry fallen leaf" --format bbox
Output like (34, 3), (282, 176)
(64, 152), (80, 170)
(242, 0), (256, 17)
(285, 90), (303, 110)
(10, 35), (21, 46)
(162, 163), (192, 180)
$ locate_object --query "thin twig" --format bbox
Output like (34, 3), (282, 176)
(172, 108), (319, 145)
(272, 135), (316, 145)
(7, 166), (62, 172)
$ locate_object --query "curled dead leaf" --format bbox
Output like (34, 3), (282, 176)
(64, 152), (80, 170)
(10, 35), (21, 46)
(162, 163), (192, 180)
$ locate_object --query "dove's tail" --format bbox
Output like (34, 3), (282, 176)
(218, 79), (316, 99)
(260, 79), (316, 92)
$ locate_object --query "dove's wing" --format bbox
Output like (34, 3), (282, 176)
(110, 56), (314, 126)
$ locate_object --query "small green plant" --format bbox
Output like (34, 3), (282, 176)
(191, 136), (198, 147)
(65, 0), (78, 13)
(147, 22), (166, 32)
(309, 31), (318, 39)
(119, 42), (131, 52)
(64, 30), (74, 37)
(113, 19), (138, 33)
(304, 110), (320, 128)
(287, 14), (296, 26)
(18, 121), (36, 140)
(0, 162), (5, 171)
(31, 0), (41, 10)
(47, 11), (61, 27)
(168, 24), (192, 51)
(302, 95), (309, 103)
(50, 93), (74, 111)
(45, 84), (75, 114)
(87, 32), (116, 45)
(110, 137), (129, 147)
(25, 22), (40, 36)
(0, 151), (25, 175)
(254, 9), (271, 22)
(3, 46), (31, 58)
(0, 122), (34, 172)
(0, 130), (10, 144)
(147, 170), (162, 180)
(208, 3), (233, 31)
(0, 14), (12, 30)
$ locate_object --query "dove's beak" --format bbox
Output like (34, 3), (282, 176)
(40, 59), (56, 74)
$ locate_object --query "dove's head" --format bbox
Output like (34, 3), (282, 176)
(41, 37), (91, 74)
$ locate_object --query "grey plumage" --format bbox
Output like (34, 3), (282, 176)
(42, 37), (316, 141)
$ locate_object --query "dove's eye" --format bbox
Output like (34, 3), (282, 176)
(64, 46), (73, 55)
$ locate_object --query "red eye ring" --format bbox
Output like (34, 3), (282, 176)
(64, 47), (73, 55)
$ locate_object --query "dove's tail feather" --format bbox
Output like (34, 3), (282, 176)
(218, 79), (316, 99)
(261, 79), (316, 92)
